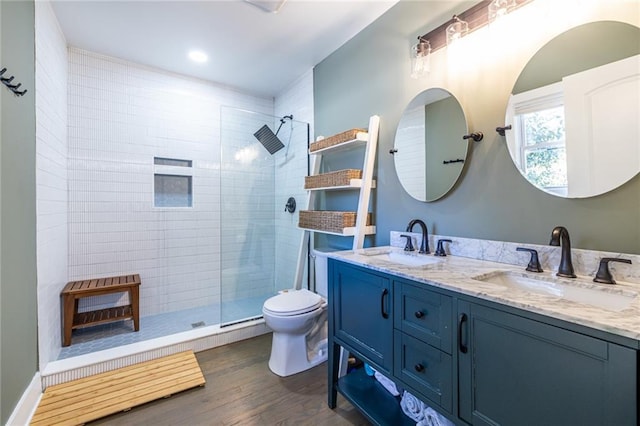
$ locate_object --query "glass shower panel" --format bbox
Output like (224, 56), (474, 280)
(219, 107), (308, 326)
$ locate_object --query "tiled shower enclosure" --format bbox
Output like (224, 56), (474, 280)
(37, 38), (311, 362)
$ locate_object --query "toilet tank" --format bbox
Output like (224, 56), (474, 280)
(313, 248), (335, 298)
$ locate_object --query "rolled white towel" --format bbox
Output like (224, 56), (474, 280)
(373, 371), (400, 396)
(417, 407), (454, 426)
(400, 391), (426, 423)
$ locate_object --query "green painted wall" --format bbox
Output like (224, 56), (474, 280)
(0, 0), (38, 422)
(314, 0), (640, 254)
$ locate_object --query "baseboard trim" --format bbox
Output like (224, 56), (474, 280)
(5, 372), (42, 426)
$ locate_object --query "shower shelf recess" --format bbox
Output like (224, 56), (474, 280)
(299, 117), (379, 240)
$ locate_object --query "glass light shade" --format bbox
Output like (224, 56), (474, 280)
(488, 0), (516, 23)
(446, 16), (469, 45)
(410, 40), (431, 79)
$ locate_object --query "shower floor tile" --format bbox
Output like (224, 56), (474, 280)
(57, 295), (270, 360)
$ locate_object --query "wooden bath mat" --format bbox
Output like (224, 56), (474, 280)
(31, 351), (205, 425)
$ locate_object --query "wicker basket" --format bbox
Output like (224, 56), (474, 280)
(304, 169), (362, 189)
(309, 128), (367, 153)
(299, 210), (373, 233)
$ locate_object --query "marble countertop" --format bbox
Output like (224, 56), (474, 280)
(326, 246), (640, 345)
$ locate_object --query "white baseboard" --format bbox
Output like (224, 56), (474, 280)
(5, 372), (42, 426)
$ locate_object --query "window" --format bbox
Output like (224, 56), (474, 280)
(508, 82), (568, 195)
(153, 157), (193, 207)
(518, 106), (567, 192)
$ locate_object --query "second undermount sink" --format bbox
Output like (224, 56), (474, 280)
(473, 271), (638, 312)
(362, 249), (442, 267)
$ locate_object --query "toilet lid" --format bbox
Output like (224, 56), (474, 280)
(263, 289), (322, 316)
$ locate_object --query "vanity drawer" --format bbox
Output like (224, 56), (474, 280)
(394, 281), (452, 353)
(394, 332), (452, 413)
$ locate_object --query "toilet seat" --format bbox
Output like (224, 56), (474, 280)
(263, 289), (322, 316)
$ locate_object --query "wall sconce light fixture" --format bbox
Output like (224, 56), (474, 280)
(410, 38), (431, 79)
(446, 15), (469, 46)
(488, 0), (516, 23)
(413, 0), (535, 55)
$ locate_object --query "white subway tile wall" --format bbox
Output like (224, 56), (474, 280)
(274, 70), (314, 291)
(67, 48), (274, 318)
(35, 0), (69, 369)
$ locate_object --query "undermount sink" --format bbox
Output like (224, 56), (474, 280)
(362, 250), (442, 267)
(473, 271), (638, 312)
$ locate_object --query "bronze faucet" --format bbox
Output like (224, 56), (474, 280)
(549, 226), (576, 278)
(406, 219), (430, 254)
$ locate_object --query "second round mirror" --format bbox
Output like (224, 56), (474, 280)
(505, 21), (640, 198)
(394, 88), (468, 202)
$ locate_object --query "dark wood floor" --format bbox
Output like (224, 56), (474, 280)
(90, 333), (370, 425)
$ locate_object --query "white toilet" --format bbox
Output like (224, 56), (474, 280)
(262, 249), (330, 377)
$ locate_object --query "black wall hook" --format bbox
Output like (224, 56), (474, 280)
(463, 132), (483, 142)
(496, 125), (512, 136)
(1, 67), (28, 96)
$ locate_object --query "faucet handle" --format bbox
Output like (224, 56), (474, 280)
(400, 234), (414, 252)
(516, 247), (543, 273)
(434, 239), (452, 257)
(593, 257), (632, 284)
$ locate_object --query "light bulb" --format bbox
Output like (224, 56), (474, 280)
(410, 39), (431, 79)
(446, 16), (469, 46)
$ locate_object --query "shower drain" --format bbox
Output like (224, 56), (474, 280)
(191, 321), (206, 328)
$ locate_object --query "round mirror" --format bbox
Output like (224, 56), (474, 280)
(505, 21), (640, 198)
(394, 88), (468, 202)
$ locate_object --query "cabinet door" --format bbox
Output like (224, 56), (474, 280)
(458, 301), (637, 426)
(331, 260), (393, 373)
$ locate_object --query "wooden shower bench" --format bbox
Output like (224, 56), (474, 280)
(61, 274), (141, 346)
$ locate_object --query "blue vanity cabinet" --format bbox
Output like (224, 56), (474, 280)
(329, 259), (393, 374)
(457, 300), (637, 426)
(328, 258), (638, 426)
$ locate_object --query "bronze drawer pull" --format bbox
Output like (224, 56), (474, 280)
(414, 363), (425, 372)
(381, 289), (389, 319)
(414, 310), (424, 318)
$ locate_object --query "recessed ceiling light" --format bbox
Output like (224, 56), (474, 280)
(188, 50), (208, 63)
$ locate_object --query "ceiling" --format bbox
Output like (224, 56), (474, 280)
(50, 0), (402, 98)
